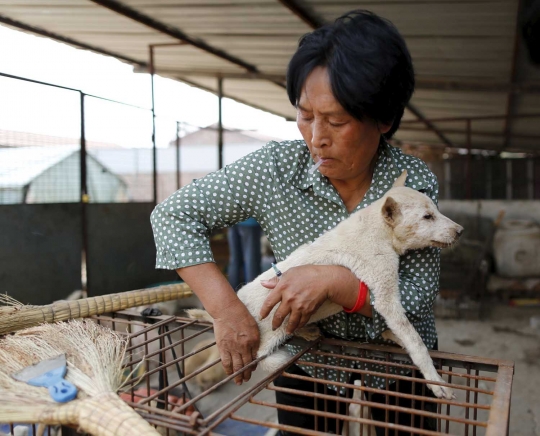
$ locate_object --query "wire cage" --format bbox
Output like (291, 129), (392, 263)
(87, 311), (514, 436)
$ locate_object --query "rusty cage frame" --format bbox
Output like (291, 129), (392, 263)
(82, 310), (513, 436)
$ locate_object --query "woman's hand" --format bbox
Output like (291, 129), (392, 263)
(259, 265), (334, 335)
(213, 300), (260, 385)
(259, 265), (372, 334)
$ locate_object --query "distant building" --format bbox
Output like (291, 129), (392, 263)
(0, 126), (280, 203)
(0, 146), (127, 204)
(91, 124), (279, 202)
(0, 128), (120, 150)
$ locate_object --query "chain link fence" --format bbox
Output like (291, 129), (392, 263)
(0, 73), (188, 206)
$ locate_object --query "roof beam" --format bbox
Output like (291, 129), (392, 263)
(405, 103), (456, 148)
(401, 112), (540, 124)
(399, 125), (540, 141)
(277, 0), (326, 28)
(0, 14), (146, 67)
(90, 0), (262, 76)
(501, 0), (524, 151)
(416, 78), (540, 93)
(133, 67), (286, 82)
(134, 68), (540, 93)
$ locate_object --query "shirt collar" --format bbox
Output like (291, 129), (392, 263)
(286, 146), (344, 206)
(286, 140), (433, 204)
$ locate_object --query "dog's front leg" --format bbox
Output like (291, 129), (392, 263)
(372, 288), (454, 400)
(381, 330), (404, 348)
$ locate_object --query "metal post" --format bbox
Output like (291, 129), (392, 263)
(486, 159), (492, 200)
(176, 121), (181, 190)
(150, 45), (157, 205)
(466, 118), (472, 199)
(527, 159), (534, 199)
(80, 92), (89, 295)
(506, 160), (513, 200)
(444, 160), (451, 200)
(218, 77), (224, 169)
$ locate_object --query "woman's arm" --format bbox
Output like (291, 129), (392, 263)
(151, 146), (276, 383)
(260, 265), (372, 334)
(176, 263), (260, 384)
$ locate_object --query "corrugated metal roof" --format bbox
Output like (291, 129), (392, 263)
(0, 0), (538, 152)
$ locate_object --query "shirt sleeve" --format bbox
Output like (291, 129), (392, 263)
(362, 174), (441, 340)
(150, 144), (275, 270)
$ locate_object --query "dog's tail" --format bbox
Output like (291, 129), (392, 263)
(186, 308), (214, 323)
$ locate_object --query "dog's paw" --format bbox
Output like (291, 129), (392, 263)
(295, 325), (321, 341)
(427, 382), (455, 400)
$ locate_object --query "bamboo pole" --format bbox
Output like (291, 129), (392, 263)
(0, 283), (193, 336)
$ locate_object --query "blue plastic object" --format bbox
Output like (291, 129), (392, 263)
(27, 365), (78, 403)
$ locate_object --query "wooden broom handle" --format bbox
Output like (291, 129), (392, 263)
(0, 283), (192, 335)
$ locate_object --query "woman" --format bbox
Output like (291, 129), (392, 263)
(151, 10), (439, 435)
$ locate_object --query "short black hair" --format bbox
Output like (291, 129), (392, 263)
(286, 10), (414, 139)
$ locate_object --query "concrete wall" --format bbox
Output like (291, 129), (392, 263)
(439, 200), (540, 222)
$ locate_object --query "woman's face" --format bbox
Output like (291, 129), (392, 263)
(296, 66), (390, 182)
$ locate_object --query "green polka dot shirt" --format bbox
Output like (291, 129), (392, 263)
(151, 140), (441, 389)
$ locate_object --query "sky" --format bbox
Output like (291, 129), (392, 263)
(0, 24), (303, 148)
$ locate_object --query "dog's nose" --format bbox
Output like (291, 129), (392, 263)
(456, 227), (464, 238)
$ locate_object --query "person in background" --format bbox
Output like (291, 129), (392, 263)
(260, 233), (276, 273)
(226, 217), (262, 291)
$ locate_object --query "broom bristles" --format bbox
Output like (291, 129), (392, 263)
(0, 283), (192, 335)
(0, 320), (161, 435)
(0, 320), (126, 397)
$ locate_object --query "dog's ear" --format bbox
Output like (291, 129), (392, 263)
(382, 196), (401, 227)
(392, 170), (407, 188)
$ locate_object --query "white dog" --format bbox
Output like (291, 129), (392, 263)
(188, 171), (462, 399)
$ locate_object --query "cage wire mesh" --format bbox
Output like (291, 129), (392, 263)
(0, 75), (81, 205)
(0, 74), (161, 205)
(85, 96), (153, 203)
(155, 117), (183, 203)
(82, 312), (514, 436)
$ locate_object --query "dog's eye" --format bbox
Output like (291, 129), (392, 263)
(423, 214), (434, 220)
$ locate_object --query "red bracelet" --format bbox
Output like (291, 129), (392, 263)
(343, 281), (368, 313)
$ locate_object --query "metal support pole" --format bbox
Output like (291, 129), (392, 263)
(80, 92), (89, 295)
(506, 160), (513, 200)
(528, 159), (534, 199)
(217, 77), (224, 169)
(486, 159), (492, 200)
(466, 119), (472, 199)
(444, 160), (451, 200)
(176, 121), (181, 190)
(150, 45), (157, 205)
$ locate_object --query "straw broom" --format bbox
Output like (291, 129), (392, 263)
(0, 319), (160, 436)
(0, 283), (192, 336)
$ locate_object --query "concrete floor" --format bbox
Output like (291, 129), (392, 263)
(437, 305), (540, 436)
